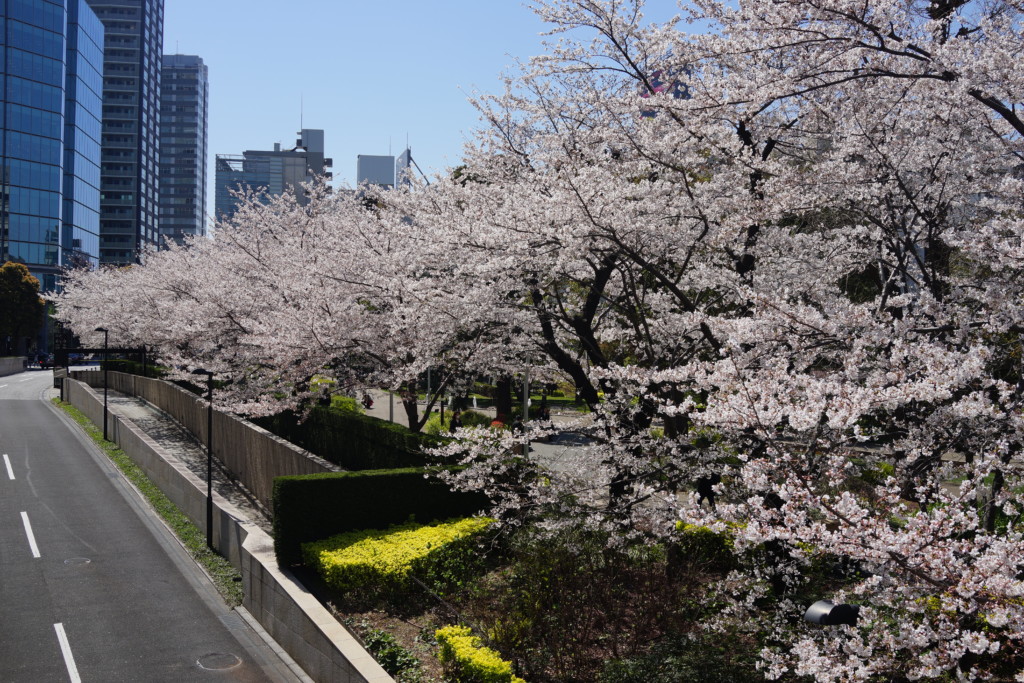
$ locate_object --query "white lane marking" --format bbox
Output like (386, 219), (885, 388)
(3, 454), (13, 480)
(20, 511), (40, 558)
(18, 377), (34, 382)
(54, 623), (82, 683)
(0, 384), (8, 389)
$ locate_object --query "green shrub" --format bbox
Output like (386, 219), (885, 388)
(436, 625), (525, 683)
(272, 467), (491, 566)
(256, 405), (431, 470)
(98, 359), (167, 378)
(599, 629), (760, 683)
(423, 409), (492, 435)
(484, 525), (684, 681)
(671, 523), (735, 571)
(331, 395), (364, 414)
(303, 517), (494, 601)
(353, 624), (422, 680)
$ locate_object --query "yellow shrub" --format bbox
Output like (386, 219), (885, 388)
(302, 517), (494, 595)
(436, 625), (525, 683)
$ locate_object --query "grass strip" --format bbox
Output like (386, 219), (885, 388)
(52, 398), (243, 606)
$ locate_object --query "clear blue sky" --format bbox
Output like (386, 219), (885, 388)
(163, 1), (680, 216)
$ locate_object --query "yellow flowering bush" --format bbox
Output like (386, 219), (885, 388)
(436, 625), (525, 683)
(302, 517), (495, 600)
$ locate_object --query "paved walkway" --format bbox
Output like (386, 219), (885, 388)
(102, 391), (273, 534)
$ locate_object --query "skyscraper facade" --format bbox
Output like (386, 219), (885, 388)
(64, 0), (105, 271)
(0, 0), (104, 292)
(85, 0), (163, 265)
(159, 54), (207, 244)
(214, 128), (331, 219)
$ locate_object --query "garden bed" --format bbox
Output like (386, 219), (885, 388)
(297, 521), (761, 682)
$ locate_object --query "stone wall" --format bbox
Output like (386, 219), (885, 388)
(69, 371), (338, 509)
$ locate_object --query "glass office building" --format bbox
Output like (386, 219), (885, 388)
(63, 0), (104, 270)
(85, 0), (163, 264)
(0, 0), (104, 292)
(159, 54), (207, 244)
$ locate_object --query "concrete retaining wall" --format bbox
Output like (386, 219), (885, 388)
(0, 357), (26, 377)
(69, 371), (338, 510)
(63, 378), (392, 683)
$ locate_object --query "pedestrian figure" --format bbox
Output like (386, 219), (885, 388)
(361, 393), (374, 410)
(696, 473), (721, 509)
(449, 410), (463, 432)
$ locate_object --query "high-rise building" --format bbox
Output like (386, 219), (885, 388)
(395, 148), (413, 188)
(159, 54), (207, 244)
(215, 128), (332, 219)
(85, 0), (163, 264)
(64, 0), (105, 272)
(0, 0), (105, 292)
(356, 154), (394, 188)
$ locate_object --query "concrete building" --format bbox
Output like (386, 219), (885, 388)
(85, 0), (164, 265)
(214, 128), (332, 219)
(356, 154), (394, 188)
(158, 54), (207, 244)
(0, 0), (105, 291)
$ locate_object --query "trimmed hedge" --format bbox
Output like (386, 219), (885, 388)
(98, 358), (166, 378)
(273, 467), (490, 566)
(436, 625), (525, 683)
(257, 406), (441, 470)
(302, 517), (494, 598)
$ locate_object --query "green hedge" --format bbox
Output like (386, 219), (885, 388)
(99, 358), (166, 378)
(302, 517), (495, 600)
(256, 406), (444, 470)
(273, 467), (490, 566)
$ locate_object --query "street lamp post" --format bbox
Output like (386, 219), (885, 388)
(192, 369), (215, 550)
(95, 327), (109, 440)
(804, 600), (860, 627)
(55, 320), (65, 402)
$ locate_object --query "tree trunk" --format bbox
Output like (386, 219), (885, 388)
(402, 388), (421, 433)
(495, 375), (513, 423)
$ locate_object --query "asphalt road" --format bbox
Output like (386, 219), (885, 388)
(0, 370), (297, 682)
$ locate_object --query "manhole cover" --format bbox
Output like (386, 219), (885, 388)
(64, 557), (91, 565)
(197, 653), (241, 670)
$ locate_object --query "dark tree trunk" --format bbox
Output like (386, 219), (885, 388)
(494, 375), (513, 423)
(402, 388), (421, 433)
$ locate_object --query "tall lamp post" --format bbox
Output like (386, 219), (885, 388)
(95, 327), (109, 440)
(192, 369), (215, 550)
(55, 320), (65, 402)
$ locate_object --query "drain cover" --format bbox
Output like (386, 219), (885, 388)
(197, 653), (241, 670)
(63, 557), (91, 565)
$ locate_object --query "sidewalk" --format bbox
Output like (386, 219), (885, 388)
(78, 388), (273, 534)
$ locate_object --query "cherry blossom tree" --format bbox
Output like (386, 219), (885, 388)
(392, 0), (1024, 678)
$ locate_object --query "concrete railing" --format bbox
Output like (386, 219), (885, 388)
(69, 371), (339, 510)
(63, 378), (392, 683)
(0, 357), (26, 377)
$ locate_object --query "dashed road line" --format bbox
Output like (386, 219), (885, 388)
(54, 623), (82, 683)
(3, 454), (13, 480)
(20, 511), (40, 558)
